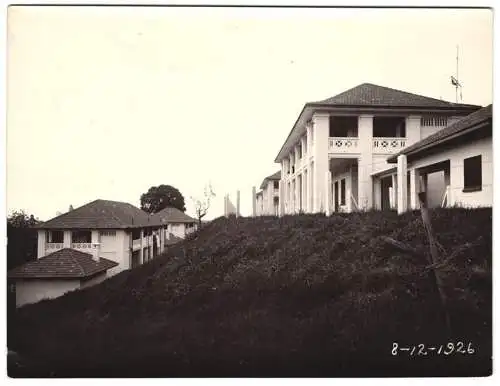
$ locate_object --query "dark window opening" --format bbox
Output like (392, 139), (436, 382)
(340, 179), (346, 205)
(329, 116), (358, 137)
(46, 230), (64, 243)
(373, 117), (406, 137)
(274, 181), (279, 189)
(71, 230), (91, 243)
(463, 155), (482, 192)
(132, 228), (141, 240)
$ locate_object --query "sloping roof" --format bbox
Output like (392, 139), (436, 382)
(151, 207), (196, 224)
(274, 83), (481, 163)
(7, 249), (118, 279)
(259, 170), (281, 189)
(387, 104), (492, 163)
(312, 83), (480, 109)
(164, 233), (184, 246)
(37, 199), (159, 229)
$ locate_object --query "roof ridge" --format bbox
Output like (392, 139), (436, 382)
(66, 248), (89, 276)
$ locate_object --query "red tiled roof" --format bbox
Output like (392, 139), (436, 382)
(151, 207), (196, 224)
(259, 171), (281, 189)
(7, 248), (118, 279)
(312, 83), (480, 109)
(37, 199), (161, 229)
(387, 104), (492, 163)
(274, 83), (481, 163)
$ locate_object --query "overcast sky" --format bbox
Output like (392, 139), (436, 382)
(7, 6), (492, 221)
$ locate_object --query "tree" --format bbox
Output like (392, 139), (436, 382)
(7, 211), (41, 270)
(191, 183), (216, 229)
(140, 185), (186, 214)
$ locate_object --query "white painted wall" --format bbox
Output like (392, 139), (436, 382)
(80, 272), (108, 289)
(15, 279), (80, 307)
(409, 136), (492, 208)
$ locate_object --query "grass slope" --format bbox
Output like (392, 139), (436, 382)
(9, 208), (492, 377)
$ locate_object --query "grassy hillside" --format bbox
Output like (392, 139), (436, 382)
(9, 208), (492, 377)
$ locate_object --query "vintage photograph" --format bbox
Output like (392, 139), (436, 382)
(5, 4), (493, 378)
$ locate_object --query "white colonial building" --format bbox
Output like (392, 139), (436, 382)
(253, 171), (280, 216)
(271, 83), (484, 215)
(8, 199), (197, 307)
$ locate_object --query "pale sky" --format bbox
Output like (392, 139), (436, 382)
(6, 6), (493, 221)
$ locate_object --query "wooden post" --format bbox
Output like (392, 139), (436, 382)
(418, 191), (452, 335)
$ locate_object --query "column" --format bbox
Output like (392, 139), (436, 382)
(358, 115), (374, 210)
(37, 230), (46, 259)
(303, 170), (308, 213)
(308, 162), (314, 212)
(312, 113), (329, 212)
(63, 230), (71, 248)
(444, 166), (453, 206)
(373, 178), (382, 210)
(397, 155), (408, 214)
(278, 180), (284, 216)
(301, 137), (306, 163)
(252, 186), (256, 217)
(409, 168), (420, 210)
(346, 175), (352, 213)
(139, 229), (144, 265)
(406, 115), (421, 147)
(267, 182), (273, 215)
(91, 230), (100, 261)
(236, 190), (240, 217)
(391, 174), (398, 209)
(306, 124), (312, 155)
(325, 170), (331, 215)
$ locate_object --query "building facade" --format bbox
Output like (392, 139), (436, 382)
(253, 171), (280, 216)
(273, 83), (482, 215)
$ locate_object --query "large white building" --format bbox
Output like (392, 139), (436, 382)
(254, 171), (280, 216)
(264, 83), (487, 215)
(8, 199), (197, 307)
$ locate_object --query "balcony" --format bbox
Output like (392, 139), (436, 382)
(372, 138), (407, 154)
(71, 243), (93, 251)
(328, 137), (360, 153)
(46, 243), (63, 252)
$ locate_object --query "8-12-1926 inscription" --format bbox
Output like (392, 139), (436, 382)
(392, 342), (475, 357)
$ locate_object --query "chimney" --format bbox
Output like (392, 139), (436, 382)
(91, 242), (101, 262)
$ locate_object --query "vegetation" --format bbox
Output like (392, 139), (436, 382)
(9, 208), (492, 377)
(7, 211), (40, 270)
(140, 185), (186, 213)
(191, 183), (216, 229)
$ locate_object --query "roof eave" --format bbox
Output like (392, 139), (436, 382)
(387, 120), (490, 163)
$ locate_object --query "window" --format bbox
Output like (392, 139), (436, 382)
(340, 179), (346, 205)
(463, 155), (482, 192)
(46, 230), (64, 243)
(100, 230), (116, 237)
(71, 230), (91, 243)
(373, 117), (406, 137)
(329, 116), (358, 137)
(274, 181), (279, 189)
(421, 116), (448, 127)
(132, 228), (141, 240)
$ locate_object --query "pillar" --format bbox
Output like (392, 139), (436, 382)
(252, 186), (256, 217)
(236, 190), (240, 217)
(306, 123), (313, 155)
(357, 115), (374, 210)
(391, 174), (397, 209)
(312, 113), (329, 212)
(139, 229), (144, 265)
(373, 178), (381, 210)
(91, 230), (100, 261)
(406, 115), (421, 147)
(397, 155), (408, 214)
(63, 230), (71, 248)
(409, 168), (420, 210)
(37, 230), (46, 259)
(278, 180), (284, 216)
(325, 170), (332, 215)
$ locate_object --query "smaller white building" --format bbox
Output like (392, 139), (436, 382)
(7, 248), (118, 307)
(151, 206), (198, 239)
(253, 171), (281, 216)
(386, 104), (492, 213)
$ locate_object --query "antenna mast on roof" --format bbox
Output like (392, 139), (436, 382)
(450, 45), (463, 103)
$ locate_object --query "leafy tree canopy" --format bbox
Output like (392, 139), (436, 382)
(7, 210), (41, 270)
(140, 185), (186, 214)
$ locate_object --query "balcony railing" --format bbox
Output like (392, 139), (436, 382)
(71, 242), (93, 249)
(372, 138), (407, 154)
(328, 137), (360, 153)
(46, 243), (63, 250)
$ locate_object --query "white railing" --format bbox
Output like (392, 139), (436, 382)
(328, 137), (360, 153)
(46, 243), (63, 250)
(71, 242), (93, 249)
(372, 138), (407, 154)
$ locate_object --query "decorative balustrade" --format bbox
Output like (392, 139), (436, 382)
(46, 243), (63, 250)
(71, 243), (93, 249)
(328, 137), (360, 153)
(372, 138), (407, 154)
